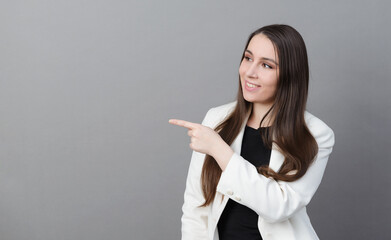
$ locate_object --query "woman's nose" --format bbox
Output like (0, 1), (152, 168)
(245, 63), (258, 78)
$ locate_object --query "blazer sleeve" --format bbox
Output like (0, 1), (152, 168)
(216, 116), (335, 223)
(181, 108), (214, 240)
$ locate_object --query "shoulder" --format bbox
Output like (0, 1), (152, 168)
(201, 101), (237, 128)
(304, 111), (335, 148)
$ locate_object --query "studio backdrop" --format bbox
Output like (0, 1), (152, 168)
(0, 0), (390, 239)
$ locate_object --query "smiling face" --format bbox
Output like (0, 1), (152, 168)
(239, 34), (279, 107)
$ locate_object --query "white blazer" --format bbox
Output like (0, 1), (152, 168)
(181, 101), (335, 240)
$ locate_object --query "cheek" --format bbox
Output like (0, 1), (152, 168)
(260, 74), (278, 97)
(262, 73), (278, 87)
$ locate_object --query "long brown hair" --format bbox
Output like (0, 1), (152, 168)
(199, 24), (318, 207)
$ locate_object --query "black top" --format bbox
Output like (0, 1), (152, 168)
(217, 125), (271, 240)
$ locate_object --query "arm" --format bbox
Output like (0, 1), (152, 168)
(181, 109), (213, 240)
(215, 118), (335, 223)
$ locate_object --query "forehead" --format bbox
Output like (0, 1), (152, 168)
(247, 34), (278, 61)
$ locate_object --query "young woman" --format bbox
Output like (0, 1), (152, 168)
(169, 24), (335, 240)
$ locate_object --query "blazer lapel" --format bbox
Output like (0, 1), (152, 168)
(229, 108), (251, 155)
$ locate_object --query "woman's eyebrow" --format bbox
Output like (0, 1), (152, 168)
(245, 50), (279, 65)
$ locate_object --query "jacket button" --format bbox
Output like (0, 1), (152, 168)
(227, 190), (234, 195)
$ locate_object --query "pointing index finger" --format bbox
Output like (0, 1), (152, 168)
(168, 119), (198, 129)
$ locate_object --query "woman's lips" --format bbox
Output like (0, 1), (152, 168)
(244, 80), (260, 91)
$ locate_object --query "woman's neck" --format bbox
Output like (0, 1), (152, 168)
(249, 102), (274, 127)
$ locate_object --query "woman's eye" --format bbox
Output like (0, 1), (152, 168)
(262, 63), (272, 69)
(244, 56), (252, 61)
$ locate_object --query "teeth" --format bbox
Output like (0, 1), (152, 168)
(246, 82), (259, 88)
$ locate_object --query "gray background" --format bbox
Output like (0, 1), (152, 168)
(1, 0), (390, 239)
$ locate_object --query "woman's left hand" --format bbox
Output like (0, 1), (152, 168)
(168, 118), (224, 157)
